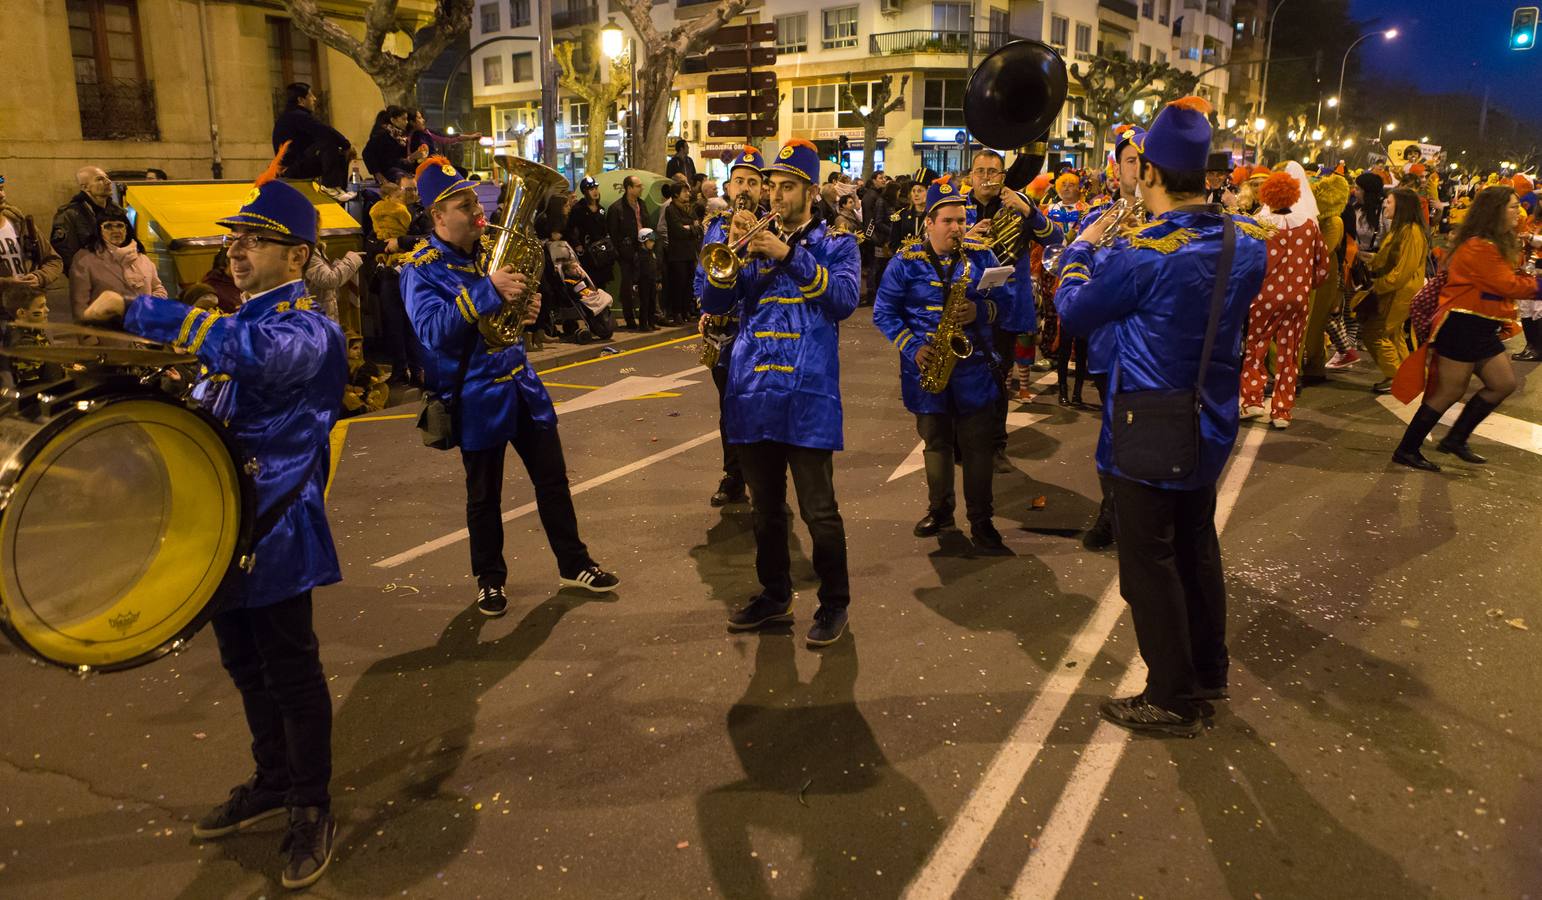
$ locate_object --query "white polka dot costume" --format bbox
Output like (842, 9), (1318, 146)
(1240, 218), (1329, 421)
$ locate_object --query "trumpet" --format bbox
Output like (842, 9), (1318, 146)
(698, 212), (779, 283)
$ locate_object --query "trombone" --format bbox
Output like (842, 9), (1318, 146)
(698, 212), (779, 283)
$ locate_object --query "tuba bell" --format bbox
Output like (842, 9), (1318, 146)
(478, 155), (567, 349)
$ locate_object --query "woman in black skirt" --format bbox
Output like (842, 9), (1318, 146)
(1391, 186), (1542, 471)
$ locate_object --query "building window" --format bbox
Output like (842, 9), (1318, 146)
(775, 13), (808, 53)
(68, 0), (158, 140)
(568, 100), (589, 136)
(1139, 43), (1151, 62)
(1156, 49), (1167, 64)
(790, 81), (879, 131)
(512, 52), (534, 82)
(1049, 15), (1068, 49)
(932, 2), (969, 34)
(1141, 0), (1154, 17)
(1074, 22), (1092, 54)
(483, 55), (503, 86)
(922, 77), (965, 127)
(989, 8), (1009, 37)
(480, 3), (499, 32)
(822, 6), (858, 49)
(1159, 0), (1170, 24)
(267, 17), (324, 120)
(509, 0), (530, 27)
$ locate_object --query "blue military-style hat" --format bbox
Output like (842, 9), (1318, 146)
(1113, 123), (1147, 158)
(729, 144), (765, 177)
(1131, 96), (1213, 173)
(415, 155), (478, 206)
(762, 138), (820, 184)
(215, 141), (319, 244)
(924, 173), (968, 216)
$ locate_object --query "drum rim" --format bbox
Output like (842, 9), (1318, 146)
(0, 386), (256, 672)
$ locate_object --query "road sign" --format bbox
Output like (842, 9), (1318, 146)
(706, 72), (777, 93)
(713, 23), (777, 45)
(704, 46), (776, 70)
(706, 93), (778, 116)
(707, 119), (780, 139)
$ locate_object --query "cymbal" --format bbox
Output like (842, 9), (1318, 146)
(0, 345), (197, 367)
(5, 321), (166, 346)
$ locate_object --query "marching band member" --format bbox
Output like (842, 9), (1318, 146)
(83, 155), (348, 889)
(700, 138), (861, 648)
(886, 178), (930, 253)
(872, 175), (1027, 552)
(695, 145), (767, 507)
(1053, 97), (1270, 736)
(400, 156), (619, 618)
(963, 148), (1064, 471)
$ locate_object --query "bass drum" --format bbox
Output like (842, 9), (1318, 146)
(0, 381), (253, 672)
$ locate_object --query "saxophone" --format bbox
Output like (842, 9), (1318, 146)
(918, 260), (975, 394)
(477, 155), (567, 349)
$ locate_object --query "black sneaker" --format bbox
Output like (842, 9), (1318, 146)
(992, 449), (1014, 474)
(711, 477), (747, 507)
(1179, 684), (1230, 702)
(913, 511), (954, 537)
(560, 564), (620, 593)
(477, 585), (508, 617)
(806, 606), (848, 648)
(191, 776), (287, 839)
(280, 806), (337, 890)
(727, 594), (794, 631)
(1081, 514), (1115, 550)
(971, 521), (1010, 555)
(1099, 694), (1202, 738)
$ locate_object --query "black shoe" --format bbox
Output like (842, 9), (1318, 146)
(1071, 386), (1086, 407)
(992, 449), (1014, 474)
(560, 564), (620, 594)
(1436, 439), (1487, 464)
(1079, 517), (1116, 551)
(1372, 379), (1393, 394)
(280, 806), (337, 891)
(971, 521), (1009, 554)
(1391, 448), (1440, 472)
(1057, 384), (1071, 406)
(191, 776), (287, 839)
(476, 585), (508, 617)
(728, 594), (794, 631)
(1179, 684), (1230, 702)
(806, 606), (848, 648)
(1099, 694), (1202, 737)
(913, 511), (954, 537)
(1512, 347), (1540, 362)
(711, 477), (747, 507)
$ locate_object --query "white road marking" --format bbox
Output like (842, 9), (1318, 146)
(903, 425), (1268, 900)
(1006, 425), (1264, 898)
(886, 411), (1055, 482)
(372, 429), (721, 569)
(1376, 395), (1541, 456)
(552, 366), (702, 416)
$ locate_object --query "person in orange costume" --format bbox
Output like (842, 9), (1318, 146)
(1390, 186), (1542, 471)
(1239, 166), (1329, 427)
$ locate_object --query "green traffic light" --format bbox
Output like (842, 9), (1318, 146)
(1519, 33), (1533, 46)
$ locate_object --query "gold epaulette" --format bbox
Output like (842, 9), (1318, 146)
(889, 211), (902, 222)
(406, 240), (437, 267)
(1123, 219), (1199, 255)
(1231, 215), (1278, 241)
(898, 235), (928, 259)
(704, 209), (729, 228)
(960, 239), (991, 253)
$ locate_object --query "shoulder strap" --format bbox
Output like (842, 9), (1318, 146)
(1195, 208), (1237, 393)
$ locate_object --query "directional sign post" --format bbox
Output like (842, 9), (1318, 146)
(702, 23), (779, 146)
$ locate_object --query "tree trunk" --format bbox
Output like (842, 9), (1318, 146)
(378, 78), (416, 109)
(584, 104), (612, 179)
(862, 118), (879, 181)
(636, 61), (676, 173)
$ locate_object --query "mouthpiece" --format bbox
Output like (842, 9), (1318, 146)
(475, 216), (488, 228)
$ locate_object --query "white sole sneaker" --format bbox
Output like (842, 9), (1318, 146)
(559, 572), (618, 593)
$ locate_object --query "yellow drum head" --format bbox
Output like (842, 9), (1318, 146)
(0, 398), (243, 669)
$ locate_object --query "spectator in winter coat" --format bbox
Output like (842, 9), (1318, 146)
(272, 82), (356, 200)
(0, 174), (63, 291)
(303, 240), (365, 327)
(606, 176), (651, 329)
(51, 166), (124, 270)
(67, 211), (165, 321)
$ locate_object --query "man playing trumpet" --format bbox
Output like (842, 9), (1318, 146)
(873, 175), (1031, 553)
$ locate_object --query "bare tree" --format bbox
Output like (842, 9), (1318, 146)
(283, 0), (475, 107)
(842, 74), (909, 181)
(1070, 53), (1200, 160)
(554, 33), (628, 179)
(611, 0), (752, 172)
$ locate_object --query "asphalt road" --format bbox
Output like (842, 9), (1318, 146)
(2, 319), (1539, 899)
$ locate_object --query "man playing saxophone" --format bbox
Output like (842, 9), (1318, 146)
(401, 157), (619, 618)
(873, 175), (1027, 553)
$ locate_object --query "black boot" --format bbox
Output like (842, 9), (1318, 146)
(1392, 405), (1444, 472)
(1057, 376), (1071, 407)
(1436, 395), (1498, 464)
(1071, 375), (1086, 407)
(1514, 320), (1542, 362)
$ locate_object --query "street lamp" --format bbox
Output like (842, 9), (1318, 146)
(1311, 128), (1324, 141)
(1420, 135), (1429, 143)
(1326, 96), (1339, 108)
(1342, 138), (1354, 149)
(1226, 117), (1237, 128)
(1335, 28), (1398, 124)
(600, 18), (624, 58)
(601, 17), (635, 168)
(1254, 117), (1267, 132)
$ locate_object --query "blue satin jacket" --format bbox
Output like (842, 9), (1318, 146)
(872, 239), (1024, 415)
(124, 280), (347, 608)
(1054, 208), (1271, 490)
(1074, 201), (1152, 375)
(699, 219), (861, 450)
(964, 193), (1062, 332)
(400, 233), (557, 452)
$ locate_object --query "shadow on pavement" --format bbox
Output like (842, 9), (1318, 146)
(696, 633), (940, 898)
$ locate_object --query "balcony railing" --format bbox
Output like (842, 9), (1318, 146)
(868, 30), (1020, 56)
(75, 79), (159, 141)
(551, 3), (597, 28)
(1099, 0), (1139, 19)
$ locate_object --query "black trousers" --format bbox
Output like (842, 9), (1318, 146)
(460, 420), (591, 588)
(1109, 478), (1228, 717)
(617, 259), (640, 328)
(376, 268), (418, 375)
(990, 327), (1017, 453)
(917, 408), (996, 526)
(738, 441), (850, 609)
(1091, 373), (1114, 523)
(666, 259), (697, 322)
(211, 591), (331, 810)
(711, 363), (742, 483)
(284, 141), (350, 190)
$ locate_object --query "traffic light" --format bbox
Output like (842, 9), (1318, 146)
(1514, 6), (1539, 50)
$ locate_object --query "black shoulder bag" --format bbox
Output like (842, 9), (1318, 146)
(417, 335), (476, 450)
(1109, 210), (1235, 482)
